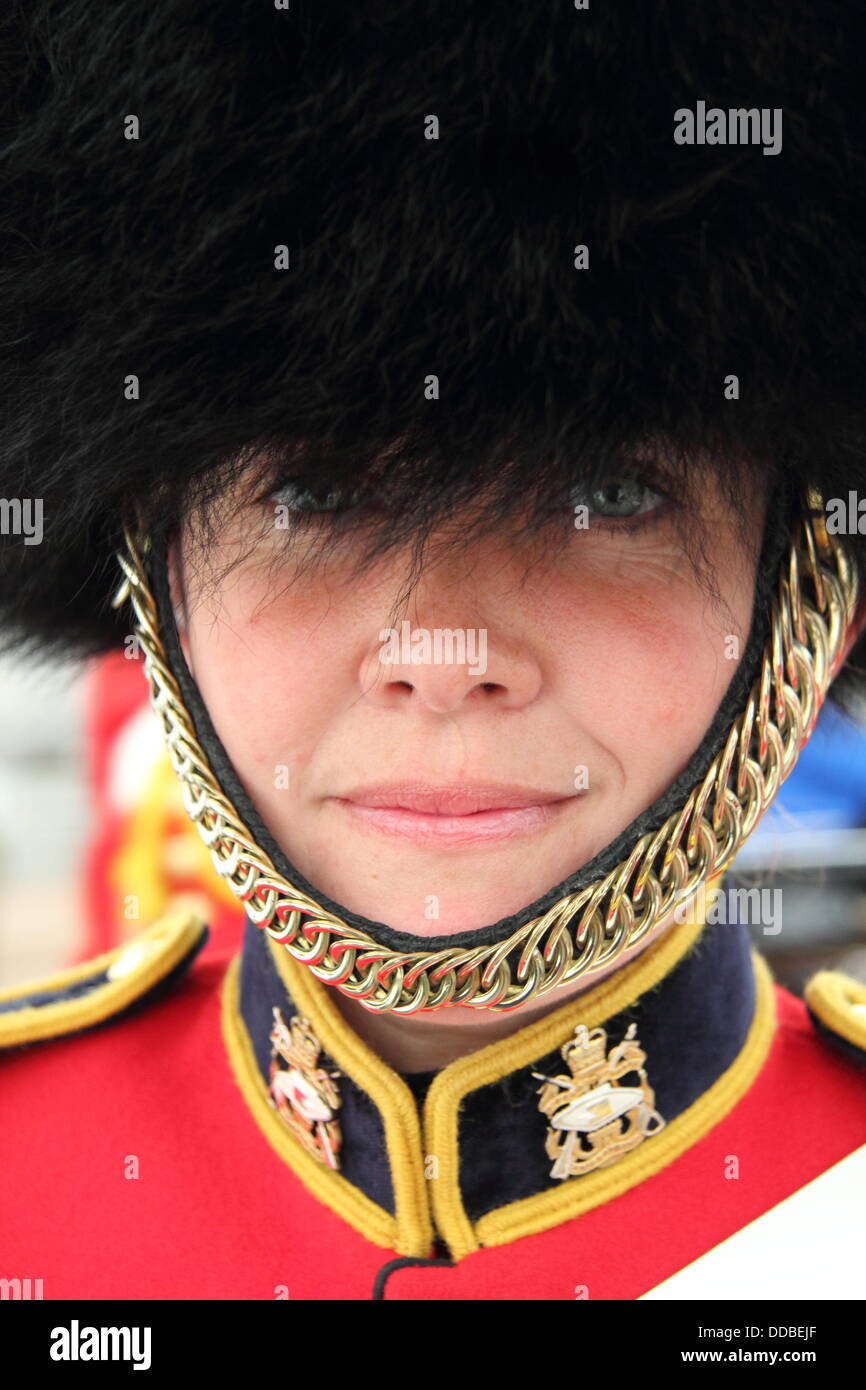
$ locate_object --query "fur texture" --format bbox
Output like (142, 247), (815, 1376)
(0, 1), (865, 705)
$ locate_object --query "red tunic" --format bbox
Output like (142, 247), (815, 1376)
(1, 896), (864, 1301)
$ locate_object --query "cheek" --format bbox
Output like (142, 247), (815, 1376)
(186, 575), (345, 775)
(624, 598), (741, 730)
(548, 564), (750, 763)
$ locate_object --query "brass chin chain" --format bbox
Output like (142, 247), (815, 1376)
(113, 490), (858, 1015)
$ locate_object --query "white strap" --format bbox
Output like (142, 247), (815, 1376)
(641, 1143), (866, 1299)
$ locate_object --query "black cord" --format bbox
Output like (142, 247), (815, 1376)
(371, 1252), (455, 1301)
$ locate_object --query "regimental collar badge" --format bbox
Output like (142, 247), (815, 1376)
(534, 1022), (665, 1181)
(267, 1007), (343, 1171)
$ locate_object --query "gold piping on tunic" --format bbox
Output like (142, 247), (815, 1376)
(220, 878), (776, 1260)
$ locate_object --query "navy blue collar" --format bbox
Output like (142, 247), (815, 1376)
(225, 882), (772, 1257)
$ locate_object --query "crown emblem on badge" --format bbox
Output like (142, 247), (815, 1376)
(534, 1022), (665, 1181)
(267, 1008), (343, 1170)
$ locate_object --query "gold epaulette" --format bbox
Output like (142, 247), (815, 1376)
(804, 970), (866, 1064)
(0, 911), (207, 1051)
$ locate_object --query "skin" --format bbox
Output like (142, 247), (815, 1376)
(169, 464), (767, 1071)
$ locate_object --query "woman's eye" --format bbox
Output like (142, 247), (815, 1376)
(268, 478), (359, 516)
(571, 474), (667, 523)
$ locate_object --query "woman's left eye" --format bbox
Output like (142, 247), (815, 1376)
(570, 474), (667, 525)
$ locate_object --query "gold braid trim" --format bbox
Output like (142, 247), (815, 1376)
(112, 489), (858, 1015)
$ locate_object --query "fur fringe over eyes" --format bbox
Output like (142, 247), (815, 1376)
(0, 1), (865, 704)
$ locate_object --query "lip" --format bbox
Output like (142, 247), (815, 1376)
(332, 783), (580, 845)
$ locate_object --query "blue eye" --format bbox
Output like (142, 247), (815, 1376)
(571, 474), (667, 521)
(268, 478), (359, 516)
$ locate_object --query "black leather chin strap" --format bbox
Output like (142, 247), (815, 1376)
(149, 486), (794, 953)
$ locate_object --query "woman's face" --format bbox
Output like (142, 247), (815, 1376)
(170, 465), (766, 941)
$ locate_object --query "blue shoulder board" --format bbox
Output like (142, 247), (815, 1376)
(0, 911), (208, 1050)
(804, 970), (866, 1066)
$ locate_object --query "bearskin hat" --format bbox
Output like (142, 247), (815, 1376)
(1, 0), (865, 710)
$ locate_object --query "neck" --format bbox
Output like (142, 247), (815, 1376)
(330, 902), (685, 1072)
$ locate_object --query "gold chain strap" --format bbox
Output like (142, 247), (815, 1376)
(112, 490), (858, 1014)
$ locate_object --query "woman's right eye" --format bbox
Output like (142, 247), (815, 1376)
(267, 478), (359, 517)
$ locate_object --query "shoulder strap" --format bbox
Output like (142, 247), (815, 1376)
(804, 970), (866, 1066)
(0, 910), (208, 1050)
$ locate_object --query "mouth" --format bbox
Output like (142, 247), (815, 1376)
(331, 783), (581, 846)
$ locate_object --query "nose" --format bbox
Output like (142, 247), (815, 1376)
(359, 616), (543, 715)
(356, 514), (547, 714)
(360, 628), (542, 712)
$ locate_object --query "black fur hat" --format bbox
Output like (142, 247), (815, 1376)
(1, 1), (866, 708)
